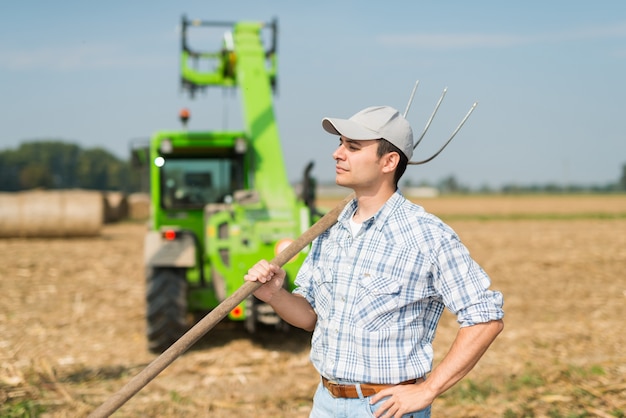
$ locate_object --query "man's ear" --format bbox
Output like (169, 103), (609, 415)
(381, 152), (400, 174)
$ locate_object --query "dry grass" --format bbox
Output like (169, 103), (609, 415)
(319, 193), (626, 218)
(1, 194), (625, 417)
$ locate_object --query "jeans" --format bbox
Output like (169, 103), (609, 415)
(309, 382), (431, 418)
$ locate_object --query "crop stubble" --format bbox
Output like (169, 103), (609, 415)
(1, 195), (625, 417)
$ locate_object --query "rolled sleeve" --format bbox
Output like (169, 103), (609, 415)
(456, 289), (504, 327)
(434, 232), (504, 327)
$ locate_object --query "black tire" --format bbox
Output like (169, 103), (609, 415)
(146, 267), (188, 353)
(244, 295), (257, 334)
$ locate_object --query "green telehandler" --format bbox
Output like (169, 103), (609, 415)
(134, 16), (318, 353)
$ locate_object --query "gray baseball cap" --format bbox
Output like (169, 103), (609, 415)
(322, 105), (414, 160)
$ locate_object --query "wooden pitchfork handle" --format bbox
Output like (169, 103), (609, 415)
(88, 193), (354, 418)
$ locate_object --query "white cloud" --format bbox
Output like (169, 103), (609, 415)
(378, 33), (527, 49)
(0, 43), (167, 71)
(377, 21), (626, 50)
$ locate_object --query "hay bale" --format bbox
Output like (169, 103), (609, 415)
(0, 193), (22, 237)
(128, 193), (150, 220)
(104, 191), (129, 223)
(60, 190), (104, 236)
(0, 190), (104, 238)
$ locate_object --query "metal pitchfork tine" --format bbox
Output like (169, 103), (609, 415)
(414, 86), (447, 150)
(409, 101), (478, 165)
(403, 80), (420, 119)
(402, 80), (478, 165)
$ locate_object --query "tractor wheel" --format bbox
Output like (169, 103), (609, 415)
(146, 267), (188, 353)
(244, 295), (257, 333)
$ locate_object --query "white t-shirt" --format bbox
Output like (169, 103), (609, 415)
(349, 212), (363, 237)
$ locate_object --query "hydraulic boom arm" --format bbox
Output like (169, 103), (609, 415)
(179, 18), (293, 210)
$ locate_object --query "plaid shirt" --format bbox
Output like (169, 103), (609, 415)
(293, 191), (504, 384)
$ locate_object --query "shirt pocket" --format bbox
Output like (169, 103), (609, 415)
(355, 273), (401, 331)
(311, 266), (334, 318)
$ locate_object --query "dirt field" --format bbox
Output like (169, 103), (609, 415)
(1, 194), (625, 417)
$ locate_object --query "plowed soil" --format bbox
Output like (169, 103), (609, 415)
(1, 195), (625, 417)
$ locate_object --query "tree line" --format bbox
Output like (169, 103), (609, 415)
(1, 140), (624, 194)
(403, 163), (626, 194)
(0, 141), (143, 192)
(421, 171), (626, 194)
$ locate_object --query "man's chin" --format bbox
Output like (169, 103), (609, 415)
(335, 178), (352, 189)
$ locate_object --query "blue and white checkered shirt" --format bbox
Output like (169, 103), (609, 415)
(293, 191), (504, 384)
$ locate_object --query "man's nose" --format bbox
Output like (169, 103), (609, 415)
(333, 145), (345, 160)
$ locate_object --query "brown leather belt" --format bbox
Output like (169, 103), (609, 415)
(321, 376), (424, 398)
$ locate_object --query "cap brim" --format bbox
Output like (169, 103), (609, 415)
(322, 118), (381, 140)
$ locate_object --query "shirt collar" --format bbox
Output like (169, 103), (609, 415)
(337, 189), (405, 232)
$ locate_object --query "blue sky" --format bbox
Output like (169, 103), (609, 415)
(1, 1), (625, 189)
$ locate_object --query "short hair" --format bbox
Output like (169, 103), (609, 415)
(377, 139), (408, 187)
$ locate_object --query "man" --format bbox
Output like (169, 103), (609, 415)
(245, 105), (504, 417)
